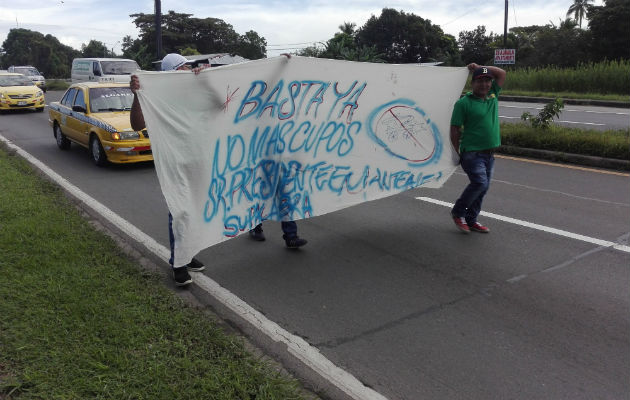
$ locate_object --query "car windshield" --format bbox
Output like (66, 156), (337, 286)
(89, 87), (134, 112)
(100, 61), (140, 75)
(0, 75), (35, 86)
(13, 67), (40, 76)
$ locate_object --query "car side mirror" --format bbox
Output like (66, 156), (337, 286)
(72, 105), (86, 113)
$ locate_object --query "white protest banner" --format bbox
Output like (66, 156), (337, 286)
(136, 56), (468, 266)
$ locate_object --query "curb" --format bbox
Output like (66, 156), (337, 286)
(499, 145), (630, 171)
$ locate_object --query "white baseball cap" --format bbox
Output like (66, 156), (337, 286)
(161, 53), (189, 71)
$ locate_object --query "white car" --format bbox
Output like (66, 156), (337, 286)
(8, 65), (47, 92)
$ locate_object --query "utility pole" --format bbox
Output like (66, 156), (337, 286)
(503, 0), (508, 48)
(155, 0), (162, 61)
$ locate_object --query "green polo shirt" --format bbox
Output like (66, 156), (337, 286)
(450, 81), (501, 152)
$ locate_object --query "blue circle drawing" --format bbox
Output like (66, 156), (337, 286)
(366, 99), (442, 167)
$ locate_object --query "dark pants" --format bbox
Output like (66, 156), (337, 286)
(254, 221), (298, 238)
(280, 221), (297, 238)
(451, 151), (495, 225)
(170, 214), (300, 266)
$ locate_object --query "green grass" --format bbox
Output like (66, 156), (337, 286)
(46, 79), (70, 91)
(501, 122), (630, 161)
(461, 60), (630, 102)
(0, 145), (309, 399)
(503, 60), (630, 96)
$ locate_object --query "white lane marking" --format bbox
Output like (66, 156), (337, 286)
(565, 109), (629, 116)
(556, 120), (606, 126)
(499, 115), (606, 126)
(415, 196), (630, 253)
(502, 104), (630, 116)
(0, 134), (388, 400)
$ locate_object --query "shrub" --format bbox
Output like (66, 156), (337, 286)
(501, 123), (630, 160)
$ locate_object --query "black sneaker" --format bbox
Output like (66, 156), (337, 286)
(284, 235), (307, 249)
(186, 258), (205, 272)
(249, 224), (266, 241)
(172, 267), (192, 286)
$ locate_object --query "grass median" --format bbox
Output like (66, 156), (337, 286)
(0, 145), (308, 399)
(501, 123), (630, 161)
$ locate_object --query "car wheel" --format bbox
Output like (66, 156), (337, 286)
(90, 136), (108, 167)
(54, 123), (71, 150)
(36, 107), (44, 112)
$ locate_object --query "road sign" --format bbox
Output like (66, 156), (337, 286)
(494, 49), (515, 65)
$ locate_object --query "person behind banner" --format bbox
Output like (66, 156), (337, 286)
(130, 53), (209, 287)
(246, 52), (307, 250)
(249, 221), (307, 248)
(449, 63), (506, 234)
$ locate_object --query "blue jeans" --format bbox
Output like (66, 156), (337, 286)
(168, 212), (176, 266)
(451, 151), (495, 225)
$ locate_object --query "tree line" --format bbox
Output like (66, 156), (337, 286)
(1, 0), (627, 79)
(304, 0), (628, 67)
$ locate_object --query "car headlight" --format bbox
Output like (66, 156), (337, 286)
(0, 92), (5, 99)
(36, 90), (43, 97)
(111, 130), (140, 140)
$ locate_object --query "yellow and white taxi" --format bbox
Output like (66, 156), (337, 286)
(48, 81), (152, 166)
(0, 73), (45, 112)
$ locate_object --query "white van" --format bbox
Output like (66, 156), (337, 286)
(71, 58), (140, 83)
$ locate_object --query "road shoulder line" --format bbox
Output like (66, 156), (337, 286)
(0, 133), (389, 400)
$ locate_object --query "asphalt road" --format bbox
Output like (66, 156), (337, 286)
(1, 93), (629, 400)
(499, 101), (630, 130)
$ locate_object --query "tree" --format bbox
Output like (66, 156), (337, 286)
(534, 19), (591, 67)
(0, 28), (80, 78)
(355, 8), (458, 64)
(298, 22), (383, 62)
(81, 40), (113, 58)
(121, 35), (154, 70)
(338, 22), (356, 35)
(566, 0), (593, 28)
(587, 0), (630, 61)
(458, 26), (496, 65)
(128, 11), (266, 61)
(234, 31), (267, 59)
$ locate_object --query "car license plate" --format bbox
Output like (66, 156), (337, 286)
(18, 101), (26, 106)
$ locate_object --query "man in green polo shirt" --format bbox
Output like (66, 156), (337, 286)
(450, 63), (506, 233)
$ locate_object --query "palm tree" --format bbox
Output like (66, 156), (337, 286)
(338, 22), (356, 35)
(566, 0), (593, 28)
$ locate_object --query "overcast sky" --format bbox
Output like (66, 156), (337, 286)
(1, 0), (602, 58)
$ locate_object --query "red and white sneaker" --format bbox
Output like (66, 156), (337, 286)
(452, 216), (470, 233)
(469, 222), (490, 233)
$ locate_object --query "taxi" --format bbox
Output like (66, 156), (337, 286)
(0, 73), (45, 112)
(48, 81), (152, 166)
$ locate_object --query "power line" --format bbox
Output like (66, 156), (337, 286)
(268, 46), (315, 51)
(512, 0), (518, 27)
(267, 40), (327, 47)
(440, 8), (476, 26)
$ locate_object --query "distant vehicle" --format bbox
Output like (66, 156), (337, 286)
(48, 81), (151, 166)
(7, 65), (46, 92)
(71, 58), (140, 83)
(0, 72), (45, 112)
